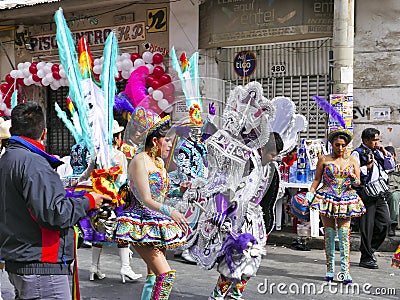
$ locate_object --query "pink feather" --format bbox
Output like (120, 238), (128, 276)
(125, 66), (149, 108)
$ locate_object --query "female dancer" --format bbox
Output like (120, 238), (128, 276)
(307, 128), (366, 284)
(114, 111), (187, 300)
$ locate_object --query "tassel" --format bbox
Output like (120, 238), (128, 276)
(11, 90), (18, 109)
(72, 226), (81, 300)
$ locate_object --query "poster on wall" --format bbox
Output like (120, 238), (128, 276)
(304, 139), (327, 170)
(328, 94), (354, 153)
(370, 107), (391, 121)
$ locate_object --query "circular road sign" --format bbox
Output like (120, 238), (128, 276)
(233, 50), (257, 78)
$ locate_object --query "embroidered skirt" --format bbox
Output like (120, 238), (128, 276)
(113, 204), (187, 248)
(311, 192), (366, 218)
(392, 244), (400, 269)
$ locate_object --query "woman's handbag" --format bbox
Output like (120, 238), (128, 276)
(359, 178), (390, 204)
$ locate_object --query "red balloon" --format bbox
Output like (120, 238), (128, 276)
(29, 64), (38, 74)
(51, 64), (59, 72)
(115, 71), (123, 81)
(94, 73), (100, 82)
(159, 74), (171, 85)
(16, 78), (25, 86)
(0, 83), (9, 94)
(0, 110), (4, 117)
(32, 74), (41, 82)
(52, 71), (61, 80)
(152, 66), (164, 79)
(145, 75), (155, 87)
(130, 53), (141, 62)
(152, 53), (164, 64)
(5, 74), (14, 84)
(151, 79), (162, 90)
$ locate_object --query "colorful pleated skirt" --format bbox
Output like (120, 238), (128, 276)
(113, 203), (187, 248)
(311, 192), (366, 218)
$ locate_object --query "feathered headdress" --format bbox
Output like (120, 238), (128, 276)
(54, 8), (118, 169)
(170, 47), (201, 111)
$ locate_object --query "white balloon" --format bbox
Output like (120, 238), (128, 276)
(4, 108), (11, 116)
(59, 69), (66, 78)
(37, 62), (46, 69)
(41, 78), (49, 86)
(133, 58), (145, 68)
(24, 62), (31, 68)
(37, 69), (45, 78)
(44, 65), (52, 74)
(50, 83), (57, 90)
(94, 58), (101, 66)
(145, 64), (154, 74)
(116, 61), (122, 71)
(142, 51), (153, 64)
(122, 59), (133, 71)
(93, 65), (102, 74)
(158, 99), (169, 111)
(23, 77), (31, 85)
(148, 87), (154, 94)
(52, 81), (61, 89)
(16, 70), (23, 78)
(121, 71), (130, 79)
(17, 63), (25, 70)
(121, 53), (130, 60)
(10, 70), (19, 78)
(0, 103), (6, 110)
(23, 68), (31, 77)
(152, 90), (164, 101)
(46, 73), (54, 82)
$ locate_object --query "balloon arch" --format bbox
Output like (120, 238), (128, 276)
(0, 51), (173, 116)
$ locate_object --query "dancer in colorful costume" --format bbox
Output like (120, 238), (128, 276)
(113, 105), (188, 300)
(53, 8), (142, 285)
(182, 81), (306, 299)
(308, 128), (366, 284)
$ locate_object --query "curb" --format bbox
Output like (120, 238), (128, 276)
(268, 228), (400, 252)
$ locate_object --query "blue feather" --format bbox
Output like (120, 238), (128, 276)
(54, 102), (80, 142)
(11, 90), (18, 109)
(312, 95), (346, 128)
(54, 8), (94, 155)
(101, 32), (119, 153)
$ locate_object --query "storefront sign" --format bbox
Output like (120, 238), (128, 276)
(233, 51), (256, 78)
(30, 21), (146, 52)
(200, 0), (333, 48)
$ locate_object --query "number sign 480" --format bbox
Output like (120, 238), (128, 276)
(271, 64), (286, 73)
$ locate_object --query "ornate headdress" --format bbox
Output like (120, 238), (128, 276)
(125, 106), (170, 152)
(327, 127), (353, 144)
(223, 81), (275, 149)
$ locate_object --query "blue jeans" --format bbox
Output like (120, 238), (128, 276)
(8, 273), (71, 300)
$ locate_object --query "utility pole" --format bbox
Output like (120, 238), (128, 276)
(332, 0), (354, 94)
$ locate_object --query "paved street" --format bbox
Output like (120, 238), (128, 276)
(1, 244), (399, 300)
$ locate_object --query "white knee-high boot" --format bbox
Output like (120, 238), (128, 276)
(119, 247), (142, 283)
(90, 246), (105, 280)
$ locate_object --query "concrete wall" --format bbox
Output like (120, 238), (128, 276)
(354, 0), (400, 152)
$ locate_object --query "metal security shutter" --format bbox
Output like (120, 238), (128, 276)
(46, 86), (73, 157)
(224, 74), (329, 140)
(46, 81), (127, 157)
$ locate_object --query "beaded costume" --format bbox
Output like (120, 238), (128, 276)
(114, 160), (186, 248)
(311, 162), (366, 218)
(392, 244), (400, 268)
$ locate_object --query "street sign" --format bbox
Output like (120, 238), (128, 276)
(233, 50), (256, 78)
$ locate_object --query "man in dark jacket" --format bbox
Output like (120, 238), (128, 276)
(0, 101), (110, 299)
(351, 128), (394, 269)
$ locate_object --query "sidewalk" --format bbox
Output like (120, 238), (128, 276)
(269, 225), (400, 252)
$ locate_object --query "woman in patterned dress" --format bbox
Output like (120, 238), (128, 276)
(114, 110), (188, 300)
(307, 128), (366, 284)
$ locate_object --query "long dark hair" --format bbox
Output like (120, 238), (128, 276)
(144, 123), (170, 151)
